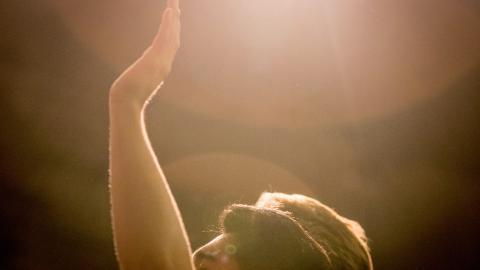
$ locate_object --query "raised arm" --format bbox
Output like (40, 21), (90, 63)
(108, 1), (193, 269)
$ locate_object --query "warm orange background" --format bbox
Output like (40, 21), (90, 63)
(1, 0), (479, 269)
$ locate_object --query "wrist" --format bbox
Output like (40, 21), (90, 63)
(109, 88), (144, 114)
(109, 76), (164, 110)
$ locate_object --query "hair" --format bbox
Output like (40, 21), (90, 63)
(219, 192), (373, 270)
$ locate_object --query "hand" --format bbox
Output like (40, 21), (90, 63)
(110, 0), (181, 107)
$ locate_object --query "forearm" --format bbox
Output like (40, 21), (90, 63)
(109, 97), (193, 269)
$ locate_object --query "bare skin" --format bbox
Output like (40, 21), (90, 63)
(109, 0), (239, 269)
(193, 234), (241, 270)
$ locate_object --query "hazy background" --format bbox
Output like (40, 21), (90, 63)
(1, 0), (479, 269)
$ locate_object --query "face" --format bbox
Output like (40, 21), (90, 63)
(193, 233), (241, 270)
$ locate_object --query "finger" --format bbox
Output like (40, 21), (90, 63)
(165, 18), (180, 48)
(167, 0), (180, 10)
(170, 18), (181, 47)
(165, 7), (180, 38)
(156, 8), (173, 39)
(155, 11), (179, 48)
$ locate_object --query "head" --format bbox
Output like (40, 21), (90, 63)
(193, 192), (372, 270)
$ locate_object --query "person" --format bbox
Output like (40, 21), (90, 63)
(108, 0), (373, 269)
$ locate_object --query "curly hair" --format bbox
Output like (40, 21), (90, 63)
(219, 192), (372, 270)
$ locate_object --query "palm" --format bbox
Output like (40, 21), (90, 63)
(111, 0), (181, 105)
